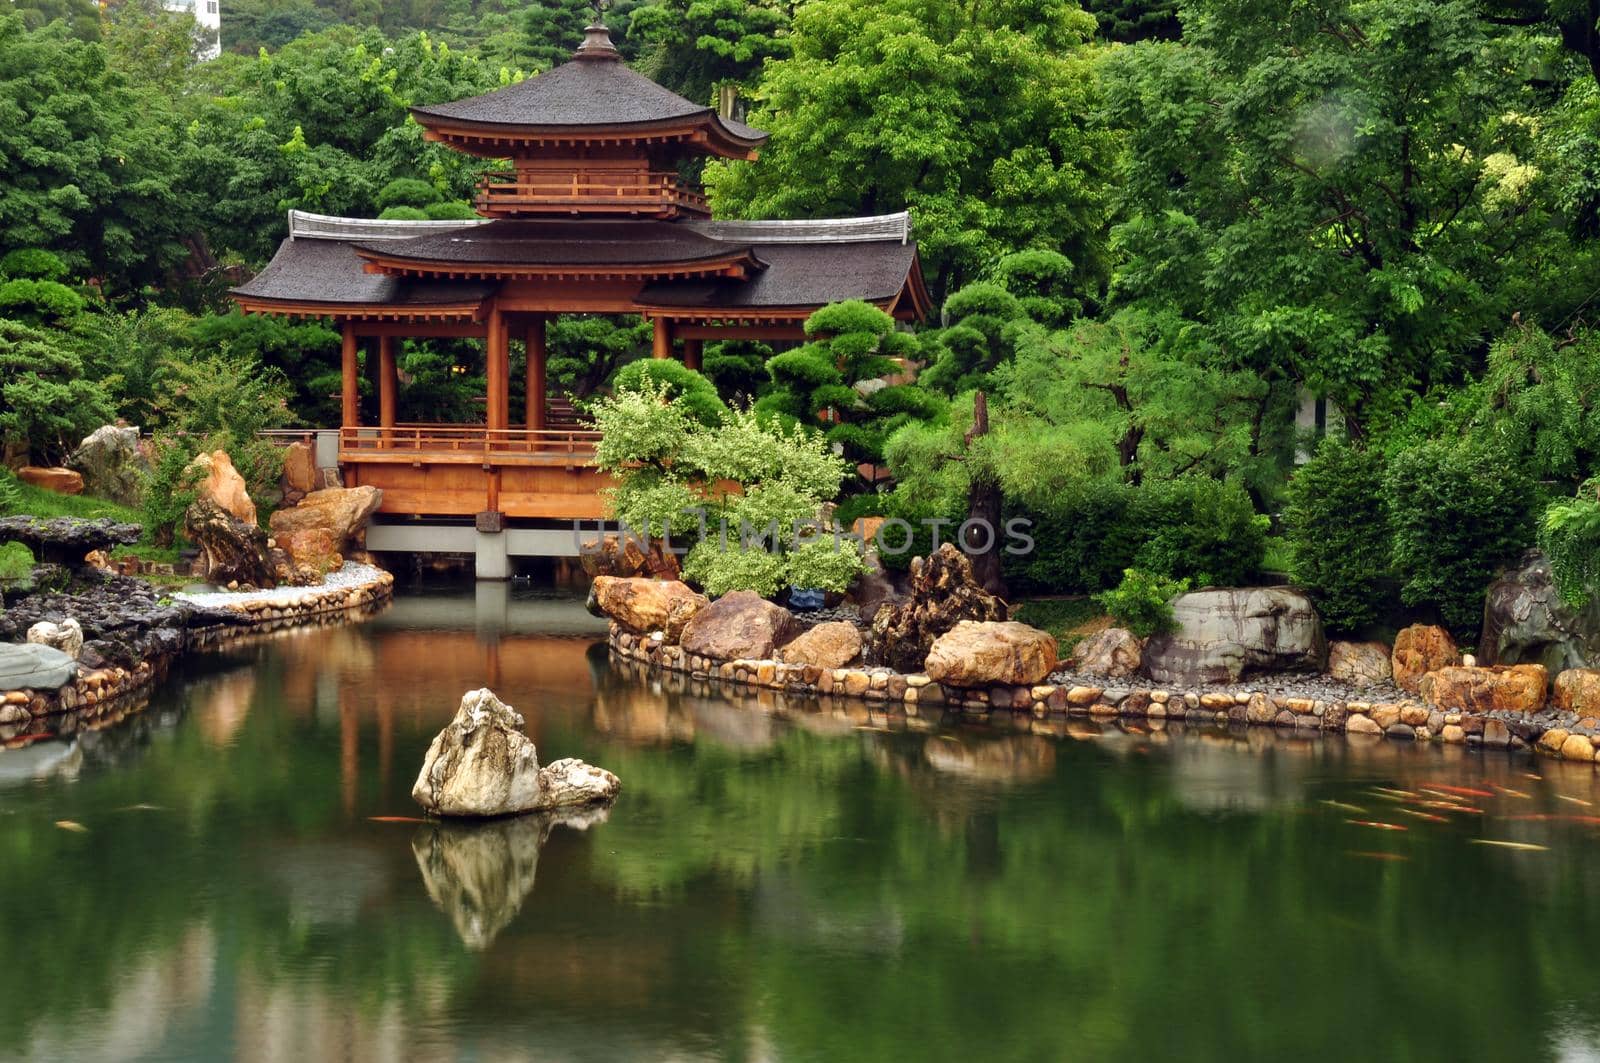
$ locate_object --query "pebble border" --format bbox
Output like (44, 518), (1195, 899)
(607, 624), (1600, 768)
(0, 569), (395, 749)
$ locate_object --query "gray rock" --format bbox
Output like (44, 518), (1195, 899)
(0, 642), (77, 691)
(1143, 587), (1326, 685)
(68, 425), (148, 507)
(1481, 550), (1600, 672)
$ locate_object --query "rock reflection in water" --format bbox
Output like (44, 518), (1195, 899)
(923, 734), (1057, 784)
(411, 805), (612, 950)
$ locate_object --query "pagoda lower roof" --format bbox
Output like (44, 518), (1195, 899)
(231, 210), (929, 319)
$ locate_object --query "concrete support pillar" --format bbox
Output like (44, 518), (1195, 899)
(486, 304), (508, 430)
(474, 530), (510, 580)
(378, 335), (397, 434)
(340, 323), (359, 428)
(525, 316), (547, 430)
(651, 315), (671, 359)
(683, 337), (703, 372)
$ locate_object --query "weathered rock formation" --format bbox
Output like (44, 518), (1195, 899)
(1142, 588), (1325, 685)
(1480, 550), (1600, 672)
(281, 440), (317, 501)
(1418, 664), (1549, 713)
(579, 533), (681, 580)
(412, 688), (620, 817)
(1391, 624), (1459, 693)
(184, 496), (275, 589)
(868, 544), (1007, 673)
(1069, 627), (1142, 678)
(267, 486), (382, 581)
(924, 620), (1058, 687)
(776, 620), (863, 668)
(68, 425), (148, 506)
(0, 516), (141, 566)
(587, 576), (706, 639)
(0, 642), (77, 691)
(1327, 640), (1393, 686)
(186, 449), (256, 526)
(0, 570), (236, 669)
(27, 618), (83, 658)
(1552, 668), (1600, 716)
(16, 466), (83, 495)
(679, 590), (799, 660)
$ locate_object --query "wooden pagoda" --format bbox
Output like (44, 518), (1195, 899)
(232, 20), (932, 524)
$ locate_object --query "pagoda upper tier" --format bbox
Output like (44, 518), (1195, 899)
(411, 23), (765, 219)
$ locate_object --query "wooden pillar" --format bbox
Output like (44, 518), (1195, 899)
(683, 337), (703, 372)
(378, 336), (397, 433)
(651, 315), (671, 360)
(525, 316), (547, 431)
(340, 322), (359, 428)
(486, 304), (508, 430)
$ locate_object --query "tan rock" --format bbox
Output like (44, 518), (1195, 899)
(588, 577), (706, 638)
(17, 466), (83, 495)
(1540, 728), (1571, 754)
(579, 533), (681, 580)
(1068, 627), (1142, 679)
(273, 526), (343, 583)
(1371, 703), (1402, 729)
(268, 486), (381, 556)
(187, 450), (256, 525)
(1418, 665), (1548, 713)
(282, 439), (316, 495)
(679, 591), (799, 662)
(1346, 714), (1382, 735)
(1552, 669), (1600, 715)
(777, 622), (863, 669)
(1560, 733), (1597, 762)
(923, 621), (1059, 688)
(1066, 685), (1103, 706)
(1327, 640), (1393, 686)
(1399, 703), (1430, 727)
(1391, 625), (1459, 694)
(1441, 724), (1465, 743)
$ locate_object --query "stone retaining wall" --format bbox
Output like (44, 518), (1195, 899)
(0, 569), (395, 750)
(607, 625), (1600, 768)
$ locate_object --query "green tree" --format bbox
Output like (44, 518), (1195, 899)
(629, 0), (790, 103)
(0, 318), (115, 464)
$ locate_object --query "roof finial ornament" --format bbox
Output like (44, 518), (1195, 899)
(574, 0), (620, 60)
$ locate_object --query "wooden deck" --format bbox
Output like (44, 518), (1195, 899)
(339, 425), (613, 520)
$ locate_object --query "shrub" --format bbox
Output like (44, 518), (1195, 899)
(0, 248), (69, 281)
(1094, 569), (1189, 638)
(1130, 478), (1267, 587)
(1283, 439), (1393, 632)
(1002, 480), (1136, 594)
(0, 541), (33, 581)
(1538, 480), (1600, 607)
(682, 541), (789, 598)
(610, 359), (729, 426)
(377, 206), (430, 221)
(786, 537), (868, 593)
(423, 201), (480, 220)
(376, 177), (439, 210)
(1385, 439), (1536, 634)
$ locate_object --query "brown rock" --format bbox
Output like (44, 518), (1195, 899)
(1069, 627), (1142, 679)
(1391, 625), (1459, 694)
(579, 533), (681, 581)
(868, 544), (1006, 673)
(1559, 733), (1596, 762)
(777, 622), (863, 669)
(187, 450), (256, 525)
(282, 440), (317, 495)
(1346, 714), (1382, 735)
(17, 466), (84, 495)
(923, 621), (1059, 688)
(183, 496), (274, 589)
(679, 591), (799, 662)
(1327, 640), (1393, 686)
(273, 527), (343, 584)
(1418, 665), (1548, 713)
(1552, 669), (1600, 715)
(588, 577), (706, 638)
(268, 486), (382, 555)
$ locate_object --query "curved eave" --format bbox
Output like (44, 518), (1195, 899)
(410, 110), (764, 161)
(232, 295), (487, 322)
(353, 247), (766, 283)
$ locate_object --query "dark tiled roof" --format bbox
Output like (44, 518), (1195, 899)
(231, 238), (494, 307)
(410, 60), (765, 144)
(353, 220), (757, 268)
(636, 242), (920, 310)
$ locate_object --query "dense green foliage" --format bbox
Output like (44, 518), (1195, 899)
(1539, 480), (1600, 607)
(1284, 440), (1394, 632)
(1094, 568), (1187, 637)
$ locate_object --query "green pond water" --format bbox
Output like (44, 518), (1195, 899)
(4, 586), (1600, 1062)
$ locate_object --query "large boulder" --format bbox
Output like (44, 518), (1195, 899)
(679, 590), (799, 661)
(587, 576), (706, 639)
(1142, 587), (1326, 685)
(0, 516), (140, 566)
(26, 618), (83, 659)
(16, 466), (83, 495)
(777, 621), (863, 668)
(579, 533), (681, 581)
(186, 449), (256, 526)
(184, 496), (275, 589)
(268, 486), (382, 575)
(1327, 640), (1393, 687)
(924, 620), (1059, 687)
(1419, 664), (1548, 713)
(868, 544), (1007, 673)
(1392, 624), (1460, 694)
(0, 642), (77, 691)
(68, 425), (148, 506)
(1552, 668), (1600, 716)
(1069, 627), (1142, 678)
(271, 527), (344, 585)
(281, 440), (317, 497)
(412, 688), (620, 817)
(1481, 550), (1600, 673)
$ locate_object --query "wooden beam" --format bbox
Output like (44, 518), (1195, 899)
(525, 316), (547, 430)
(351, 323), (488, 339)
(486, 303), (508, 430)
(671, 324), (809, 341)
(652, 315), (672, 360)
(378, 336), (397, 432)
(683, 337), (703, 372)
(341, 322), (359, 428)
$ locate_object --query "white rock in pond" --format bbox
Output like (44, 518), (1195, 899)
(412, 688), (620, 817)
(27, 618), (84, 659)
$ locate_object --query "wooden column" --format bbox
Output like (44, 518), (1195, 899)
(378, 335), (397, 434)
(683, 337), (703, 372)
(651, 315), (672, 360)
(340, 322), (359, 428)
(486, 304), (508, 430)
(525, 316), (547, 430)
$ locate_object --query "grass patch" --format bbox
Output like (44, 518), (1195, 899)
(1261, 536), (1292, 576)
(3, 475), (144, 523)
(0, 541), (33, 581)
(1013, 597), (1108, 659)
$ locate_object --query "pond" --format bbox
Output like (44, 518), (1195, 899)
(3, 586), (1600, 1062)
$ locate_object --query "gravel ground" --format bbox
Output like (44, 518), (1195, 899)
(174, 562), (385, 608)
(1043, 666), (1406, 704)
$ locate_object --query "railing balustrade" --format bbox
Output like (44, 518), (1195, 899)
(475, 171), (708, 216)
(337, 424), (601, 466)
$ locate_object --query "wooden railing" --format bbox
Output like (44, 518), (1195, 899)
(475, 171), (709, 217)
(339, 424), (601, 466)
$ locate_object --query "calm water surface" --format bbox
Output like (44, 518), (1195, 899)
(4, 586), (1600, 1062)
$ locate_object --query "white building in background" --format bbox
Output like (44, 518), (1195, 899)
(163, 0), (221, 61)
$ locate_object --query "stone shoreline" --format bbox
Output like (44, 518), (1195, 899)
(0, 565), (395, 750)
(606, 624), (1600, 768)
